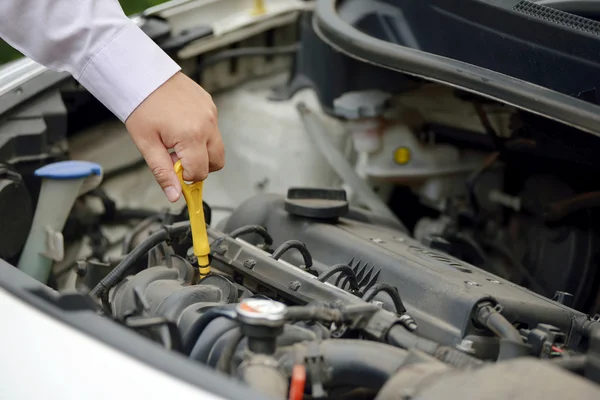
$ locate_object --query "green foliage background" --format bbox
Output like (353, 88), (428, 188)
(0, 0), (169, 64)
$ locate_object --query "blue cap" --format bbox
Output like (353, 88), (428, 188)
(35, 160), (103, 180)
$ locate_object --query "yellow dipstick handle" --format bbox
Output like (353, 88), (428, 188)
(174, 160), (210, 275)
(252, 0), (266, 15)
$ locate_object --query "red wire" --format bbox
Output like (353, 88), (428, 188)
(551, 346), (563, 353)
(288, 364), (306, 400)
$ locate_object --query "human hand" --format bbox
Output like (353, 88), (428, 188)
(125, 72), (225, 202)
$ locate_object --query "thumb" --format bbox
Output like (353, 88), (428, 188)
(143, 145), (182, 203)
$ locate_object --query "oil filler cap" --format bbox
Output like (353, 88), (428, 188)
(285, 188), (349, 220)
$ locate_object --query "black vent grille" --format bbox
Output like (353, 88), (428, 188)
(514, 1), (600, 36)
(341, 257), (380, 292)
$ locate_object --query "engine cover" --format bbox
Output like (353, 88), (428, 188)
(222, 193), (586, 354)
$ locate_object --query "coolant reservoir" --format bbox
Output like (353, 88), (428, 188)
(17, 161), (103, 283)
(364, 123), (485, 179)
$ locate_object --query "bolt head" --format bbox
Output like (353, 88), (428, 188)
(288, 281), (301, 291)
(244, 259), (256, 269)
(75, 261), (87, 277)
(187, 255), (198, 265)
(217, 245), (228, 255)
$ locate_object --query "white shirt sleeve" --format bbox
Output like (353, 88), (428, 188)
(0, 0), (181, 122)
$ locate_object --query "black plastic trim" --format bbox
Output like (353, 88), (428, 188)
(313, 0), (600, 136)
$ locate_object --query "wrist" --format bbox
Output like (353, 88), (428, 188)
(77, 23), (181, 122)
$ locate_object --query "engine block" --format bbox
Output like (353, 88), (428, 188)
(221, 193), (587, 358)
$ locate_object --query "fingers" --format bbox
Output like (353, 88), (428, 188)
(173, 144), (223, 183)
(207, 136), (225, 172)
(142, 142), (182, 202)
(170, 132), (223, 182)
(173, 118), (223, 180)
(174, 137), (209, 182)
(124, 72), (225, 201)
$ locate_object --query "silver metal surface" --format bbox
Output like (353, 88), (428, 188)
(236, 298), (287, 326)
(0, 60), (69, 116)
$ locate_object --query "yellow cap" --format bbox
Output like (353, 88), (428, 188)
(174, 160), (210, 267)
(394, 147), (411, 165)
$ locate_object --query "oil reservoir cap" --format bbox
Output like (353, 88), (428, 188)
(285, 188), (349, 220)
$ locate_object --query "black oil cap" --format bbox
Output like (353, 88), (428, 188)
(284, 188), (349, 220)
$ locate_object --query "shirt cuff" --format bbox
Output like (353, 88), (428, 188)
(76, 22), (181, 122)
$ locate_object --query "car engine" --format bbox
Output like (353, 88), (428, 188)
(62, 187), (599, 400)
(3, 0), (600, 399)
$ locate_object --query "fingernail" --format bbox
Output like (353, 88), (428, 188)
(164, 186), (180, 202)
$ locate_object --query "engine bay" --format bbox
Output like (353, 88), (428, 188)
(3, 0), (600, 399)
(26, 187), (600, 400)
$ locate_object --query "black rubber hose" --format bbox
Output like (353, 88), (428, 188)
(270, 240), (313, 269)
(217, 327), (244, 375)
(387, 326), (483, 368)
(229, 225), (273, 248)
(189, 320), (240, 362)
(318, 263), (360, 290)
(90, 222), (190, 298)
(199, 325), (318, 367)
(544, 191), (600, 223)
(186, 306), (238, 355)
(550, 355), (587, 372)
(285, 304), (376, 323)
(285, 306), (343, 323)
(387, 325), (439, 355)
(474, 102), (504, 150)
(279, 340), (408, 390)
(475, 305), (523, 343)
(581, 320), (600, 337)
(362, 283), (406, 314)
